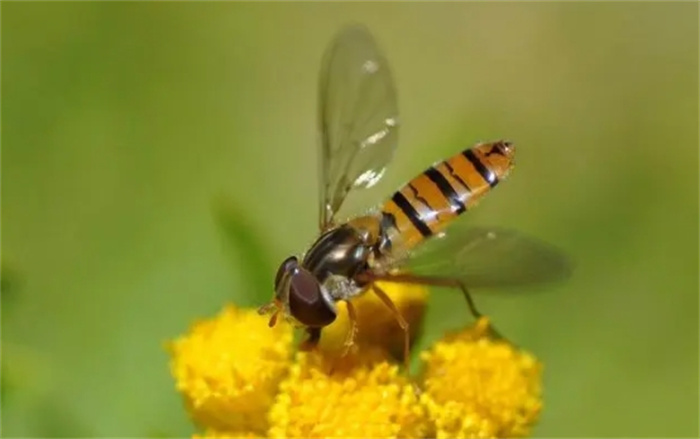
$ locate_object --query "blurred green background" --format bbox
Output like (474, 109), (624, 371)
(2, 2), (698, 437)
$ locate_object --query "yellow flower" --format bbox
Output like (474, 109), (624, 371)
(419, 317), (543, 439)
(319, 281), (429, 361)
(168, 286), (544, 439)
(167, 305), (293, 434)
(268, 347), (427, 438)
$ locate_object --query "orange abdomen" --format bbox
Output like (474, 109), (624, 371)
(380, 140), (515, 251)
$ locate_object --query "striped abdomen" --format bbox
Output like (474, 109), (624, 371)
(380, 140), (515, 252)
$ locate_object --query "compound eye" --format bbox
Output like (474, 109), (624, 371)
(274, 256), (298, 289)
(288, 269), (336, 327)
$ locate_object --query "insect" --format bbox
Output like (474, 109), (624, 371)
(258, 25), (571, 368)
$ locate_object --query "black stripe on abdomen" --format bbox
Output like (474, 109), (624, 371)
(425, 167), (466, 214)
(463, 149), (498, 188)
(444, 161), (471, 193)
(391, 192), (432, 237)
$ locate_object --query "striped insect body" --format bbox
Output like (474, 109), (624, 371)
(258, 25), (572, 370)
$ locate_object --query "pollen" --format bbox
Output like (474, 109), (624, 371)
(320, 281), (429, 360)
(268, 346), (428, 438)
(419, 317), (543, 439)
(168, 304), (293, 434)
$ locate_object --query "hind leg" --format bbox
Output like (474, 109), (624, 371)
(370, 283), (411, 372)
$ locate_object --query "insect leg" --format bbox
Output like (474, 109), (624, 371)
(342, 300), (359, 357)
(362, 272), (505, 341)
(359, 273), (482, 318)
(371, 283), (411, 372)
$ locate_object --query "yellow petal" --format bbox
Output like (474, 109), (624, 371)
(268, 346), (428, 438)
(419, 317), (543, 439)
(168, 304), (293, 434)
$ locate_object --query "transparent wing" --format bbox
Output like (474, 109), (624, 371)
(318, 25), (399, 230)
(401, 226), (574, 290)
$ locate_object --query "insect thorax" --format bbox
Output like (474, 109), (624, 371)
(301, 217), (393, 303)
(302, 224), (373, 280)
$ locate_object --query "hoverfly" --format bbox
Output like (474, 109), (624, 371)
(258, 25), (571, 368)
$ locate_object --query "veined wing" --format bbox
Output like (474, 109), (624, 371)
(318, 25), (399, 231)
(399, 226), (574, 290)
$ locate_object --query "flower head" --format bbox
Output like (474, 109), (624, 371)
(168, 287), (544, 439)
(167, 305), (293, 434)
(268, 346), (427, 438)
(319, 281), (429, 360)
(419, 317), (543, 439)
